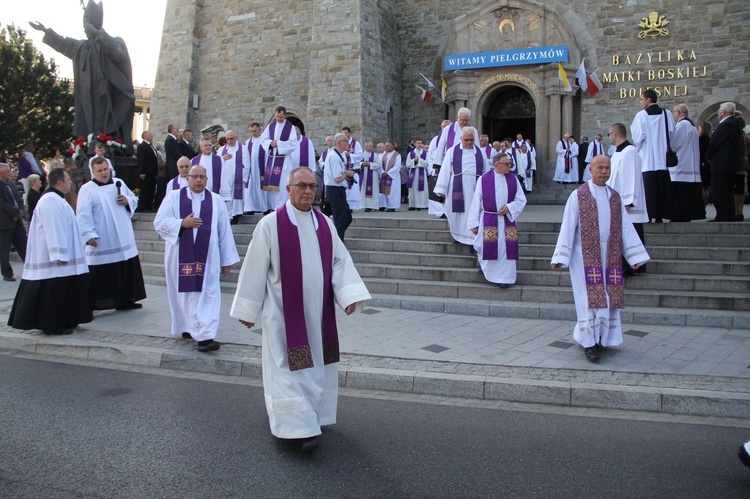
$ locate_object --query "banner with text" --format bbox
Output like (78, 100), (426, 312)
(444, 45), (569, 71)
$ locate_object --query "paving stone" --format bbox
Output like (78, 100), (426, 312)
(570, 383), (662, 412)
(412, 372), (485, 399)
(87, 346), (163, 367)
(661, 389), (750, 418)
(160, 352), (243, 376)
(344, 367), (415, 393)
(484, 377), (570, 405)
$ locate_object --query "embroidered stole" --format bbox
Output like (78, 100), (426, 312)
(222, 144), (244, 200)
(451, 145), (484, 213)
(481, 172), (518, 260)
(177, 188), (213, 292)
(276, 205), (339, 371)
(561, 140), (571, 173)
(380, 152), (397, 194)
(263, 120), (293, 191)
(407, 149), (427, 191)
(364, 151), (376, 197)
(577, 184), (624, 309)
(191, 154), (222, 195)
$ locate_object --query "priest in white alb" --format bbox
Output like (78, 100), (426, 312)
(406, 138), (429, 210)
(290, 127), (316, 173)
(154, 165), (239, 353)
(583, 134), (605, 182)
(431, 108), (480, 170)
(244, 122), (268, 214)
(513, 143), (536, 192)
(218, 130), (249, 224)
(191, 138), (231, 205)
(551, 155), (650, 362)
(166, 156), (191, 195)
(231, 167), (371, 453)
(554, 134), (578, 183)
(77, 156), (146, 311)
(359, 141), (381, 212)
(426, 120), (451, 218)
(342, 127), (364, 211)
(260, 106), (299, 210)
(8, 168), (92, 335)
(468, 152), (526, 287)
(434, 127), (488, 245)
(379, 141), (401, 211)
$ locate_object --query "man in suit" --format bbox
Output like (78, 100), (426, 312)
(137, 131), (159, 212)
(164, 123), (182, 180)
(180, 129), (197, 159)
(706, 102), (743, 221)
(0, 163), (27, 281)
(578, 135), (590, 183)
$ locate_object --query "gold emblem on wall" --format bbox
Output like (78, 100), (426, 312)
(638, 11), (669, 39)
(499, 19), (515, 34)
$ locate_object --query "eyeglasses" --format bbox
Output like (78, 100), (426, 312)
(497, 161), (511, 166)
(188, 174), (207, 179)
(292, 182), (318, 191)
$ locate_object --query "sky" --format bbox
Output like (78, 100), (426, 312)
(3, 0), (168, 87)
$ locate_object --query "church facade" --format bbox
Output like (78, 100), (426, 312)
(150, 0), (749, 182)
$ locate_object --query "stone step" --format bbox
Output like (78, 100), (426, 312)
(354, 262), (750, 293)
(361, 277), (750, 311)
(367, 294), (750, 329)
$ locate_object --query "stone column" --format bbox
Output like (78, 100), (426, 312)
(562, 95), (573, 136)
(548, 93), (561, 158)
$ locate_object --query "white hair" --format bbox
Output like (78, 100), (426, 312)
(457, 107), (471, 118)
(461, 126), (477, 137)
(720, 102), (736, 115)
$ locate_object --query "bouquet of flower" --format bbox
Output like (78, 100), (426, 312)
(97, 133), (128, 157)
(71, 134), (92, 160)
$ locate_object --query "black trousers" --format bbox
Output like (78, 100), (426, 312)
(154, 176), (168, 210)
(711, 171), (736, 221)
(325, 185), (352, 241)
(0, 222), (27, 278)
(138, 173), (156, 211)
(642, 170), (672, 221)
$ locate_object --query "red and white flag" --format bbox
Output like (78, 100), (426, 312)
(586, 70), (603, 96)
(419, 86), (431, 103)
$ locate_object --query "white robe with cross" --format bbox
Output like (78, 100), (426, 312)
(359, 151), (382, 210)
(244, 137), (269, 213)
(154, 188), (239, 341)
(220, 142), (250, 217)
(551, 181), (650, 348)
(467, 172), (526, 284)
(230, 201), (371, 439)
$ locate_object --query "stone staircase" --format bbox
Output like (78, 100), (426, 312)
(524, 182), (579, 205)
(132, 212), (750, 330)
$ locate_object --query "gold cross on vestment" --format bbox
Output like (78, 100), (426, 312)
(181, 264), (193, 276)
(587, 267), (602, 283)
(609, 269), (622, 285)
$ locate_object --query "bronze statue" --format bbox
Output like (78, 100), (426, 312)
(30, 1), (135, 153)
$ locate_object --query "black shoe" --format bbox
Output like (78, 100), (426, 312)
(378, 207), (385, 212)
(364, 208), (372, 212)
(244, 211), (256, 215)
(408, 207), (416, 211)
(584, 347), (600, 362)
(736, 214), (745, 222)
(3, 276), (15, 282)
(115, 302), (143, 310)
(230, 218), (240, 225)
(43, 327), (74, 336)
(197, 339), (220, 352)
(739, 443), (750, 468)
(440, 214), (447, 219)
(182, 332), (193, 340)
(263, 210), (273, 215)
(301, 436), (319, 453)
(385, 208), (395, 212)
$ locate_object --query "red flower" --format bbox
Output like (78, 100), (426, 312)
(73, 136), (86, 147)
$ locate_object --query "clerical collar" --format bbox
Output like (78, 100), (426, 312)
(92, 178), (114, 186)
(47, 187), (65, 198)
(616, 140), (632, 152)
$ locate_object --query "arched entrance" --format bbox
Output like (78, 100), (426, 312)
(481, 86), (536, 144)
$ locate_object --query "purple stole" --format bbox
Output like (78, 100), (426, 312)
(380, 153), (395, 193)
(592, 141), (602, 158)
(298, 137), (310, 167)
(561, 140), (571, 173)
(263, 120), (294, 191)
(177, 188), (213, 293)
(451, 145), (484, 213)
(222, 144), (244, 200)
(483, 145), (493, 159)
(191, 154), (222, 195)
(407, 150), (427, 191)
(364, 151), (376, 197)
(171, 176), (182, 190)
(577, 184), (624, 309)
(481, 172), (518, 261)
(250, 139), (266, 188)
(513, 150), (533, 178)
(276, 204), (339, 371)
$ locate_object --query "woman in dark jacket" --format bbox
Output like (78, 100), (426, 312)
(697, 120), (712, 207)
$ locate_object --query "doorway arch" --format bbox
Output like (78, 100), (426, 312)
(480, 85), (536, 145)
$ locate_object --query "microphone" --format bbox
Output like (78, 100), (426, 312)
(115, 180), (122, 197)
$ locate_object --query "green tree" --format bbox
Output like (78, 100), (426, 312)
(0, 23), (73, 160)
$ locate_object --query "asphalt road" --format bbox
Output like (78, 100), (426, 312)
(0, 354), (748, 498)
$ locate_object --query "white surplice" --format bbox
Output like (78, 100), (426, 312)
(345, 139), (364, 210)
(166, 175), (188, 195)
(406, 148), (429, 209)
(551, 181), (650, 348)
(260, 120), (300, 210)
(195, 153), (232, 202)
(76, 180), (138, 265)
(553, 139), (578, 182)
(630, 105), (674, 171)
(230, 201), (371, 439)
(153, 188), (239, 341)
(608, 143), (649, 223)
(23, 190), (88, 281)
(221, 142), (250, 217)
(359, 151), (381, 210)
(514, 152), (536, 192)
(426, 134), (444, 217)
(379, 151), (401, 210)
(583, 140), (605, 182)
(467, 172), (526, 284)
(431, 121), (480, 169)
(244, 137), (269, 213)
(670, 118), (701, 183)
(434, 144), (488, 244)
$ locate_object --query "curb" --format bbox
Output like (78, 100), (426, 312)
(2, 331), (749, 420)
